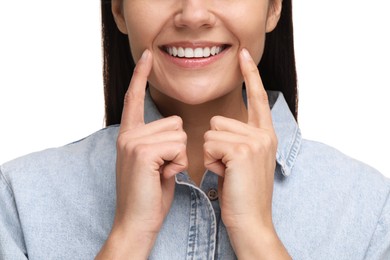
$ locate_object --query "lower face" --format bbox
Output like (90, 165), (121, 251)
(121, 0), (272, 106)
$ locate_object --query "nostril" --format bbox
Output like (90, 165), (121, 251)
(174, 7), (216, 29)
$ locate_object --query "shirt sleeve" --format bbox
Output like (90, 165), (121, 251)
(364, 190), (390, 259)
(0, 168), (28, 260)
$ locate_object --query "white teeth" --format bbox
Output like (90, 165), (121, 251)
(194, 48), (203, 58)
(166, 45), (225, 58)
(203, 47), (210, 57)
(184, 48), (194, 58)
(177, 47), (185, 57)
(210, 46), (216, 55)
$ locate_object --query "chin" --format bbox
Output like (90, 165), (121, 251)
(168, 89), (217, 105)
(175, 96), (214, 106)
(149, 73), (242, 106)
(170, 85), (239, 106)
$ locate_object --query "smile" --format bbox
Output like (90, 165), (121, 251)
(163, 45), (228, 58)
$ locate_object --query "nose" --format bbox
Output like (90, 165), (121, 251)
(174, 0), (216, 29)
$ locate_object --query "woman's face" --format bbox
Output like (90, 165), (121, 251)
(113, 0), (281, 105)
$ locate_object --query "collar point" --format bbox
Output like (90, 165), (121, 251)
(276, 153), (292, 177)
(279, 163), (292, 177)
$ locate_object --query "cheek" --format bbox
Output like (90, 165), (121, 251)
(220, 3), (268, 64)
(248, 40), (266, 66)
(237, 27), (267, 66)
(241, 26), (267, 65)
(126, 24), (153, 61)
(123, 4), (165, 61)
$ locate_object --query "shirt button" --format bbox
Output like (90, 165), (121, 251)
(207, 188), (218, 201)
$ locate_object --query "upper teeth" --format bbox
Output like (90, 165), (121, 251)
(166, 46), (224, 58)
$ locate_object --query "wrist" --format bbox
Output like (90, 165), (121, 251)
(226, 220), (291, 260)
(96, 223), (158, 260)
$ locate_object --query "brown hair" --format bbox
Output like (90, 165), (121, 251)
(101, 0), (298, 126)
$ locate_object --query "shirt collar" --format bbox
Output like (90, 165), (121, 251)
(268, 91), (301, 177)
(144, 89), (301, 177)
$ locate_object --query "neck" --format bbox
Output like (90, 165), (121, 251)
(149, 87), (248, 185)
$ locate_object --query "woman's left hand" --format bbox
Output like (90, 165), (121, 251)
(203, 48), (291, 259)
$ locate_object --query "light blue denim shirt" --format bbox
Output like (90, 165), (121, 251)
(1, 91), (389, 259)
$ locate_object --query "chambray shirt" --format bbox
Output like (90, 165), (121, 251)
(1, 91), (389, 259)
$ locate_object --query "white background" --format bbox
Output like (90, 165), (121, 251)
(0, 1), (389, 177)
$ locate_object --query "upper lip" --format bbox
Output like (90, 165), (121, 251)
(159, 41), (230, 49)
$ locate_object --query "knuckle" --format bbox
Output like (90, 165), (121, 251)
(123, 90), (131, 107)
(133, 143), (151, 158)
(177, 142), (187, 152)
(255, 133), (278, 153)
(116, 135), (143, 158)
(234, 143), (251, 156)
(171, 115), (183, 129)
(124, 85), (143, 105)
(262, 134), (273, 147)
(178, 131), (187, 143)
(248, 63), (260, 75)
(203, 141), (212, 153)
(244, 129), (278, 154)
(172, 143), (187, 162)
(260, 88), (269, 104)
(210, 116), (221, 129)
(132, 65), (142, 77)
(124, 87), (136, 102)
(248, 87), (268, 106)
(203, 130), (213, 141)
(116, 134), (128, 150)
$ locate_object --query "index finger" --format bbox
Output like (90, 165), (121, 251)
(239, 48), (273, 128)
(120, 49), (153, 132)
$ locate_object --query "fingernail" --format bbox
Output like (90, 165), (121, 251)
(140, 49), (149, 61)
(241, 48), (251, 60)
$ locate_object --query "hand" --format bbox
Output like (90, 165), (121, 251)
(203, 48), (290, 259)
(97, 50), (188, 259)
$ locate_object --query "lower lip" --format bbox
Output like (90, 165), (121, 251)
(160, 47), (230, 69)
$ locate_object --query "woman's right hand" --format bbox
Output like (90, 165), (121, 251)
(96, 50), (188, 259)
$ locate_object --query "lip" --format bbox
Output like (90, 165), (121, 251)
(158, 42), (231, 69)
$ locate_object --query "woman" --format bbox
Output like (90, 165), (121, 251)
(1, 0), (389, 259)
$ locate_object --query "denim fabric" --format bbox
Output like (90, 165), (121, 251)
(1, 91), (389, 259)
